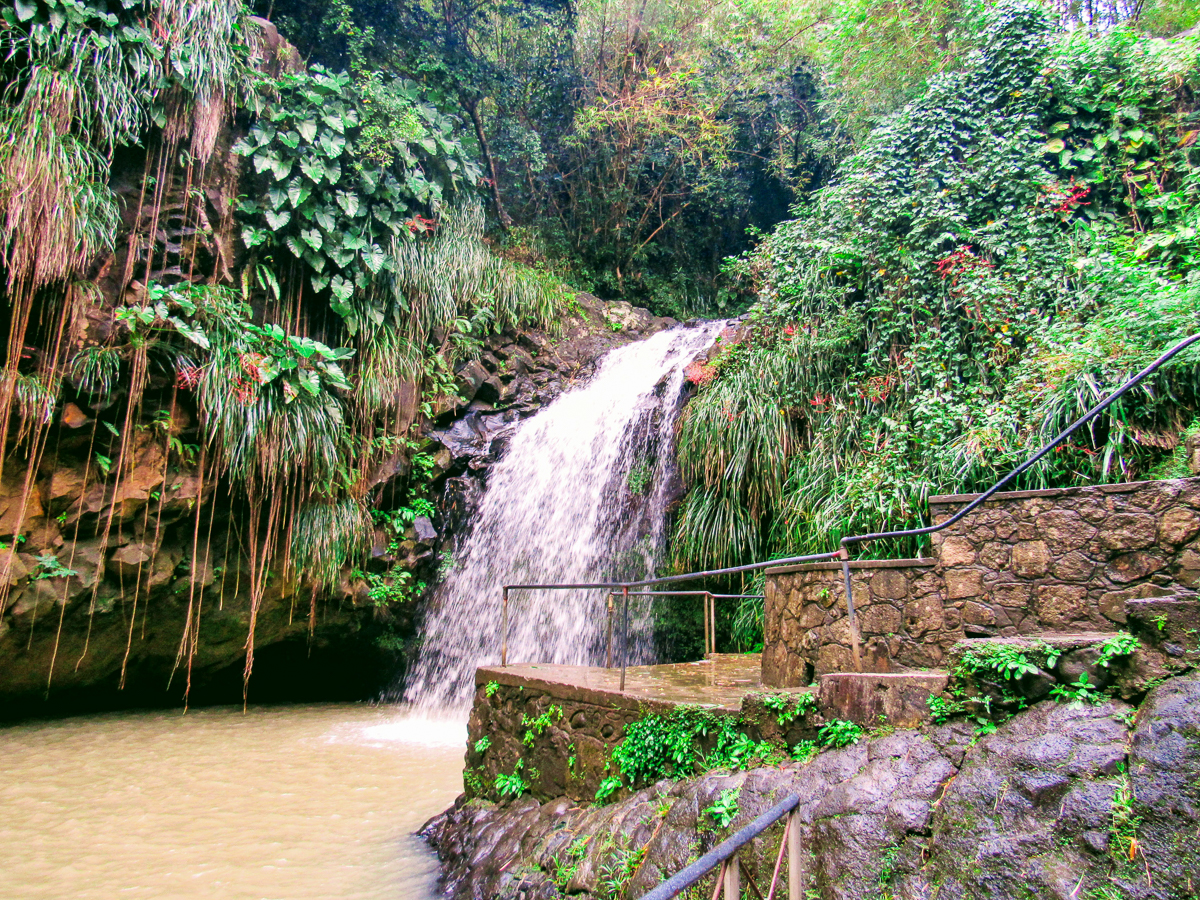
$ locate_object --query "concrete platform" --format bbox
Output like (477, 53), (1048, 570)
(477, 653), (808, 713)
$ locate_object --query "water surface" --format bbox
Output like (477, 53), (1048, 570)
(0, 704), (464, 900)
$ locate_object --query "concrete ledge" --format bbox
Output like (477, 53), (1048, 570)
(476, 665), (680, 714)
(766, 558), (936, 576)
(926, 478), (1195, 506)
(817, 671), (948, 728)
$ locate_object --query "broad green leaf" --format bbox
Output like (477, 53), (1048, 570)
(319, 362), (352, 390)
(322, 113), (345, 134)
(362, 244), (386, 274)
(268, 185), (288, 209)
(297, 119), (318, 142)
(315, 207), (336, 231)
(311, 272), (332, 293)
(283, 234), (306, 258)
(300, 156), (325, 183)
(324, 160), (341, 183)
(319, 132), (346, 158)
(14, 0), (37, 22)
(289, 336), (317, 358)
(241, 225), (268, 248)
(336, 191), (360, 217)
(301, 228), (323, 252)
(271, 157), (294, 180)
(264, 208), (291, 230)
(299, 368), (321, 395)
(168, 318), (211, 350)
(329, 275), (354, 303)
(1042, 138), (1065, 154)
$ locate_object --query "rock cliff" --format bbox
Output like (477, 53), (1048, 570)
(424, 673), (1200, 900)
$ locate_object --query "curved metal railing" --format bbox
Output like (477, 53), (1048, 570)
(832, 331), (1200, 669)
(501, 333), (1200, 679)
(636, 793), (802, 900)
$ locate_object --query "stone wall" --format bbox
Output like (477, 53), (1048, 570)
(763, 560), (940, 686)
(466, 669), (687, 804)
(763, 477), (1200, 686)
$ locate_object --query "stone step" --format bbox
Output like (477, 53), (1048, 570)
(1125, 595), (1200, 664)
(817, 671), (949, 728)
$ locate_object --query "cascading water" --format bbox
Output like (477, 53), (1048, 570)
(404, 321), (725, 709)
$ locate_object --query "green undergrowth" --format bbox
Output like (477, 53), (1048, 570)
(930, 633), (1143, 733)
(672, 0), (1200, 579)
(592, 702), (861, 805)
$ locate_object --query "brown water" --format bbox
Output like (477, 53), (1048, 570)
(0, 704), (465, 900)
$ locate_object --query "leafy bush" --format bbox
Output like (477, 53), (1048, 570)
(495, 760), (528, 797)
(703, 788), (741, 829)
(817, 719), (863, 748)
(674, 0), (1200, 570)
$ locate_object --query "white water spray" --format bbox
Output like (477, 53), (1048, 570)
(404, 322), (723, 708)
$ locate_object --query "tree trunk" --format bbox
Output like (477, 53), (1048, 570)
(463, 95), (512, 229)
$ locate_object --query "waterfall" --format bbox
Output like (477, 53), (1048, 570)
(403, 321), (724, 709)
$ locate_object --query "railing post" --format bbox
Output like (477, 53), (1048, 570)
(709, 592), (716, 655)
(786, 809), (802, 900)
(724, 853), (740, 900)
(703, 591), (712, 657)
(620, 586), (629, 692)
(839, 552), (863, 673)
(501, 586), (509, 667)
(606, 593), (614, 669)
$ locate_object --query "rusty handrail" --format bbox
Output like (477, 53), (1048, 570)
(602, 592), (767, 664)
(637, 793), (803, 900)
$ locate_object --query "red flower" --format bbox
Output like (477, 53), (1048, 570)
(176, 366), (202, 390)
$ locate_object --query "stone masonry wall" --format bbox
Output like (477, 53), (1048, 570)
(466, 669), (686, 804)
(763, 476), (1200, 686)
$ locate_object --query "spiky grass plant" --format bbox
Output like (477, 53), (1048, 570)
(383, 203), (565, 345)
(289, 498), (374, 592)
(70, 345), (122, 399)
(195, 333), (350, 491)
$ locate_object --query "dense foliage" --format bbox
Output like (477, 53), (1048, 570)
(0, 0), (566, 697)
(674, 2), (1200, 581)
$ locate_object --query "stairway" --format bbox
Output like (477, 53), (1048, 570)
(763, 477), (1200, 726)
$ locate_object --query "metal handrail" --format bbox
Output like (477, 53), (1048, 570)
(500, 333), (1200, 685)
(501, 551), (841, 689)
(600, 592), (766, 666)
(637, 793), (802, 900)
(833, 331), (1200, 670)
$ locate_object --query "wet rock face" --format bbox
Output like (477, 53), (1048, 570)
(0, 290), (671, 718)
(1129, 675), (1200, 899)
(426, 686), (1200, 900)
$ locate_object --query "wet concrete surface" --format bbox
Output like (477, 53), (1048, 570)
(476, 653), (808, 712)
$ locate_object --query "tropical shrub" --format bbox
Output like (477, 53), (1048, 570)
(674, 1), (1200, 578)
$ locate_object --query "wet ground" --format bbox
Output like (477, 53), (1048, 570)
(479, 653), (807, 711)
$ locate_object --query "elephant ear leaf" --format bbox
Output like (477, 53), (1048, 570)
(336, 191), (360, 217)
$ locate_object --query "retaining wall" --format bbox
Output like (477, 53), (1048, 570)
(763, 477), (1200, 686)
